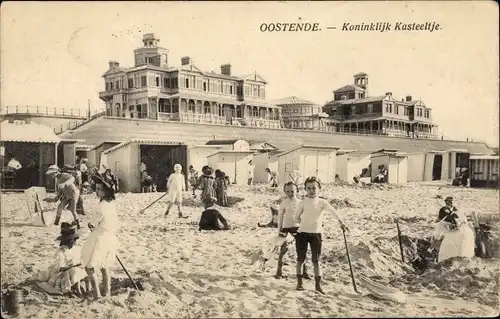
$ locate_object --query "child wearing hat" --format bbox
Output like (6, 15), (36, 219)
(31, 222), (88, 296)
(81, 174), (119, 300)
(165, 163), (188, 218)
(194, 165), (217, 209)
(45, 165), (82, 228)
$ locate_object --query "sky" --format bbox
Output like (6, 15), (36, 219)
(1, 1), (498, 146)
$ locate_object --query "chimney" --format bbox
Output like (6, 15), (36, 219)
(221, 64), (232, 76)
(406, 95), (412, 102)
(385, 92), (392, 96)
(181, 56), (191, 65)
(109, 61), (119, 69)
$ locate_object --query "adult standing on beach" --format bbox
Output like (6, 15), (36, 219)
(44, 165), (82, 229)
(248, 160), (255, 185)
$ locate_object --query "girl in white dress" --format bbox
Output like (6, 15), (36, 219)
(81, 174), (119, 299)
(165, 163), (188, 218)
(31, 223), (87, 296)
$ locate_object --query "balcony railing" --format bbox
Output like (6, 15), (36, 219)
(98, 88), (129, 99)
(0, 105), (91, 118)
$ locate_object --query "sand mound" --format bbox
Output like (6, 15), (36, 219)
(329, 198), (357, 209)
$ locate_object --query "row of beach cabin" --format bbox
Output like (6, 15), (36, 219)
(1, 120), (498, 192)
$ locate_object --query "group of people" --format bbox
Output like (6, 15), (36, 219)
(32, 169), (120, 300)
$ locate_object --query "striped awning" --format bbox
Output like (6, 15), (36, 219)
(0, 120), (60, 143)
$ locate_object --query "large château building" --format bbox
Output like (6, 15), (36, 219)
(99, 33), (282, 128)
(274, 96), (336, 132)
(323, 73), (438, 139)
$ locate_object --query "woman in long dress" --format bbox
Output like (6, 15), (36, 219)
(432, 196), (475, 262)
(214, 169), (229, 207)
(81, 174), (119, 299)
(31, 223), (87, 295)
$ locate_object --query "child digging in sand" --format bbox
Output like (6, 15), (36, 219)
(165, 163), (188, 218)
(295, 176), (348, 294)
(81, 174), (120, 300)
(275, 182), (310, 279)
(31, 222), (88, 296)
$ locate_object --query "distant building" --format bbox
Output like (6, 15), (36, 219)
(99, 33), (282, 129)
(323, 73), (438, 139)
(274, 96), (336, 132)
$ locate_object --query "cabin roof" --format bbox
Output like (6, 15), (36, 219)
(0, 120), (60, 144)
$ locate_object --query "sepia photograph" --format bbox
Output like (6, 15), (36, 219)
(1, 1), (499, 318)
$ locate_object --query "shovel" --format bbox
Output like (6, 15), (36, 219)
(341, 226), (359, 294)
(139, 192), (168, 214)
(116, 255), (144, 291)
(35, 193), (48, 227)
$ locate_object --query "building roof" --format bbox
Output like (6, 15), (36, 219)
(325, 96), (386, 107)
(103, 138), (185, 155)
(354, 72), (368, 77)
(470, 155), (499, 160)
(206, 139), (244, 145)
(0, 120), (60, 143)
(273, 96), (317, 106)
(249, 140), (279, 150)
(277, 144), (340, 157)
(333, 84), (366, 94)
(207, 150), (255, 157)
(90, 140), (123, 151)
(102, 67), (126, 77)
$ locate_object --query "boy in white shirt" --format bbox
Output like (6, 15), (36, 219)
(275, 182), (310, 279)
(165, 164), (188, 218)
(295, 176), (348, 294)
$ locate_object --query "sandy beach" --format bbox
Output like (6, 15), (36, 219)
(1, 181), (499, 318)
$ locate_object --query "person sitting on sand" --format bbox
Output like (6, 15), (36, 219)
(31, 222), (88, 296)
(81, 174), (120, 300)
(198, 198), (231, 231)
(214, 169), (229, 207)
(44, 165), (82, 229)
(258, 206), (279, 228)
(275, 181), (309, 279)
(373, 165), (388, 183)
(429, 196), (475, 263)
(165, 163), (188, 218)
(294, 176), (348, 294)
(194, 165), (216, 208)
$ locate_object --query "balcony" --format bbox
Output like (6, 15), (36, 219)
(98, 88), (129, 100)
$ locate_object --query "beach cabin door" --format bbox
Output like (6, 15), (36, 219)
(316, 151), (330, 183)
(432, 154), (443, 180)
(303, 151), (318, 179)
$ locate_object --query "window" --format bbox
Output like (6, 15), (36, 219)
(404, 107), (409, 116)
(172, 77), (178, 88)
(110, 82), (114, 90)
(141, 76), (147, 87)
(155, 76), (160, 87)
(164, 78), (168, 88)
(203, 81), (207, 92)
(230, 85), (233, 95)
(105, 82), (110, 91)
(185, 78), (189, 88)
(128, 78), (133, 88)
(395, 105), (399, 115)
(115, 81), (120, 89)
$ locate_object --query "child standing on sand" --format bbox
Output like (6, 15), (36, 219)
(275, 182), (310, 279)
(81, 174), (119, 300)
(294, 176), (348, 294)
(165, 164), (188, 218)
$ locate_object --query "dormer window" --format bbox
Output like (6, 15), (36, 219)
(341, 95), (347, 100)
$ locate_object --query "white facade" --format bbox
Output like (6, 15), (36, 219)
(335, 150), (372, 182)
(188, 145), (223, 172)
(371, 151), (408, 184)
(253, 151), (280, 183)
(277, 146), (338, 184)
(207, 150), (254, 185)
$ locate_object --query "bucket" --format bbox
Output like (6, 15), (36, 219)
(2, 289), (24, 317)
